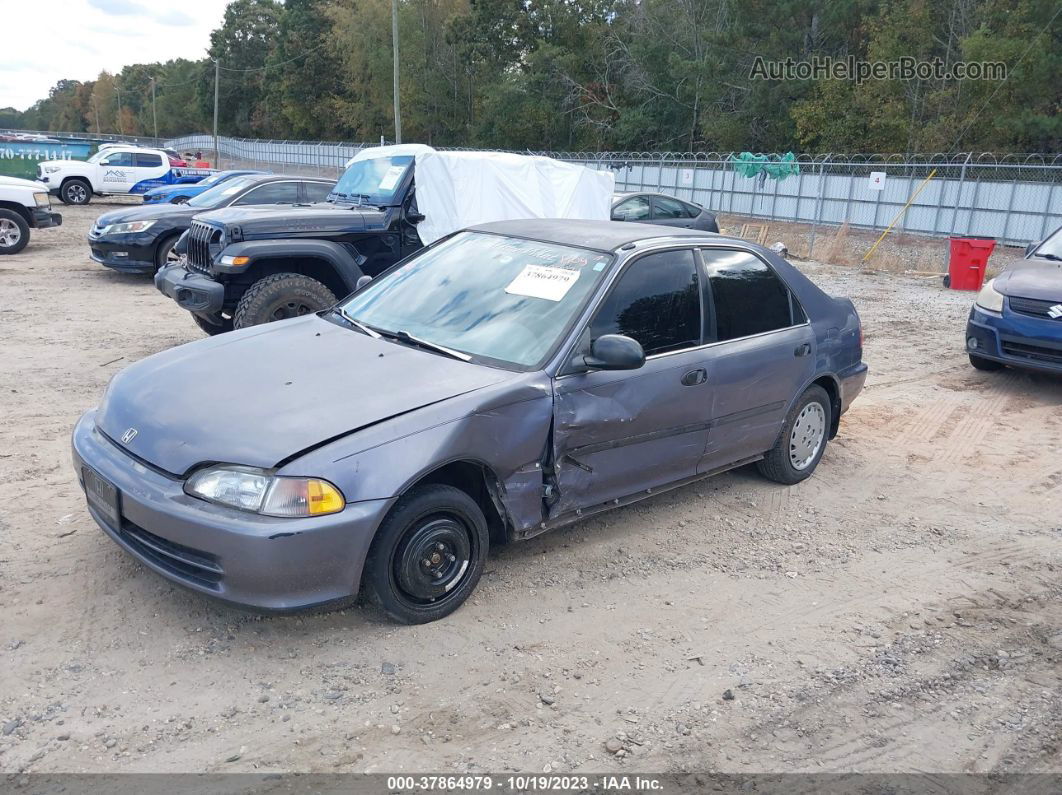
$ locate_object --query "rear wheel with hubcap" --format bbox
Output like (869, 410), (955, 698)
(758, 384), (832, 485)
(0, 209), (29, 255)
(233, 272), (337, 329)
(362, 484), (489, 624)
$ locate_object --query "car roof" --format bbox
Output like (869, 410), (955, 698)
(467, 219), (720, 252)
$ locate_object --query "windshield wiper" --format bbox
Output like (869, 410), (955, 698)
(333, 306), (381, 338)
(374, 327), (471, 361)
(1039, 253), (1061, 261)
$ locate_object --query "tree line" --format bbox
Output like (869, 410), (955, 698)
(2, 0), (1058, 153)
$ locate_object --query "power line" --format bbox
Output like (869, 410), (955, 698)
(214, 42), (331, 73)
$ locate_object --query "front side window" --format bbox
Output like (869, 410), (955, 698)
(612, 195), (650, 221)
(303, 181), (334, 203)
(233, 182), (299, 206)
(187, 176), (261, 208)
(590, 249), (700, 356)
(702, 249), (795, 341)
(104, 152), (135, 167)
(340, 232), (613, 368)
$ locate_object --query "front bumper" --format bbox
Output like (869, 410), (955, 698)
(31, 208), (62, 229)
(72, 410), (390, 610)
(154, 262), (225, 314)
(966, 305), (1062, 374)
(87, 232), (157, 273)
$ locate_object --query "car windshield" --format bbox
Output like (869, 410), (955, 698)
(186, 176), (260, 208)
(329, 154), (412, 205)
(1033, 226), (1062, 260)
(195, 171), (230, 188)
(339, 231), (614, 368)
(87, 150), (114, 164)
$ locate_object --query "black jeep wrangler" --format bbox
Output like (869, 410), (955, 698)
(155, 152), (423, 333)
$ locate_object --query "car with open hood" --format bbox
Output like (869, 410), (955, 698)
(965, 224), (1062, 375)
(88, 174), (334, 275)
(74, 219), (866, 623)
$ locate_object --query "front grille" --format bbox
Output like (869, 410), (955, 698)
(119, 520), (224, 590)
(1009, 296), (1060, 319)
(186, 220), (223, 274)
(1000, 338), (1062, 366)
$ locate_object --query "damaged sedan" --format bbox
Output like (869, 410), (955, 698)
(72, 220), (866, 623)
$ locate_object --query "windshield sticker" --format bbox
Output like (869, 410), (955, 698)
(505, 264), (581, 302)
(378, 165), (406, 191)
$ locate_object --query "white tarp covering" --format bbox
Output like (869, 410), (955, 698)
(348, 145), (615, 244)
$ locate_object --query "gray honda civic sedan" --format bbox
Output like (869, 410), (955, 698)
(73, 219), (866, 623)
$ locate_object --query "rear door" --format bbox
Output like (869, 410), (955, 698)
(551, 248), (714, 514)
(696, 247), (816, 472)
(131, 152), (168, 193)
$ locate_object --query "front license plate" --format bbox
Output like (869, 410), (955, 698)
(83, 466), (120, 530)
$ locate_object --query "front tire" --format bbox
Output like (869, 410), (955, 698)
(60, 179), (92, 205)
(362, 485), (489, 624)
(154, 233), (181, 273)
(969, 353), (1004, 371)
(233, 272), (337, 329)
(758, 385), (831, 485)
(0, 209), (30, 255)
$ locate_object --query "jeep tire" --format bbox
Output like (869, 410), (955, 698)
(60, 179), (92, 205)
(233, 272), (337, 329)
(0, 209), (30, 255)
(192, 312), (234, 336)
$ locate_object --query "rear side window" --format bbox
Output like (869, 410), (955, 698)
(233, 182), (300, 205)
(653, 195), (693, 219)
(591, 249), (700, 356)
(702, 249), (796, 341)
(302, 181), (333, 202)
(135, 153), (163, 168)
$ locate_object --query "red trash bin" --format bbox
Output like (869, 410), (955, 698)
(946, 237), (996, 290)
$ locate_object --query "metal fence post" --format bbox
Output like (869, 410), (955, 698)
(809, 161), (824, 259)
(947, 153), (971, 237)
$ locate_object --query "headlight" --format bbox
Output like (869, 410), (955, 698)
(974, 279), (1004, 312)
(33, 192), (49, 207)
(184, 465), (345, 517)
(103, 220), (156, 235)
(44, 165), (61, 173)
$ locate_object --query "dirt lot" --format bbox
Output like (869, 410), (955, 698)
(1, 200), (1060, 776)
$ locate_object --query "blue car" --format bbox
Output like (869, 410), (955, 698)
(965, 225), (1062, 375)
(142, 169), (267, 204)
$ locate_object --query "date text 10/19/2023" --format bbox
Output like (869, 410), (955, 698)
(386, 775), (665, 792)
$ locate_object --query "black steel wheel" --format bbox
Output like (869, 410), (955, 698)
(362, 484), (488, 624)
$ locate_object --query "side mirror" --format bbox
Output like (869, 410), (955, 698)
(582, 334), (645, 371)
(407, 211), (425, 224)
(610, 212), (624, 221)
(99, 159), (110, 166)
(1024, 241), (1038, 257)
(356, 274), (373, 290)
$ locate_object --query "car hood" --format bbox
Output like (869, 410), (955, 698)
(95, 203), (199, 227)
(197, 202), (390, 237)
(95, 315), (513, 476)
(995, 264), (1062, 301)
(0, 175), (47, 190)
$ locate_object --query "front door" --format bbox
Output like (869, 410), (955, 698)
(99, 150), (138, 193)
(550, 248), (712, 516)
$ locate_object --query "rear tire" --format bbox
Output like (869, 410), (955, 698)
(233, 272), (336, 329)
(192, 312), (234, 336)
(757, 385), (831, 485)
(0, 209), (30, 255)
(60, 179), (92, 205)
(362, 485), (489, 624)
(968, 353), (1004, 371)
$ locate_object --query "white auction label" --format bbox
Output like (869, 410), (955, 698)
(378, 165), (406, 191)
(505, 264), (581, 302)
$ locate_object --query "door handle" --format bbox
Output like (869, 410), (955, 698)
(681, 368), (708, 386)
(794, 343), (812, 357)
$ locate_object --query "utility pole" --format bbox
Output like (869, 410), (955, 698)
(391, 0), (402, 143)
(150, 77), (158, 140)
(116, 85), (123, 136)
(213, 59), (220, 167)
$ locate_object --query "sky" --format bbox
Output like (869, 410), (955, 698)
(0, 0), (231, 112)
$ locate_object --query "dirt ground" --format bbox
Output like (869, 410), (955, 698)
(1, 200), (1060, 776)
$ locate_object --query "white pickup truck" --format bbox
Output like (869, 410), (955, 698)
(36, 146), (213, 206)
(0, 175), (62, 254)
